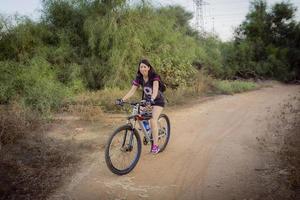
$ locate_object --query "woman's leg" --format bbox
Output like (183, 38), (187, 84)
(150, 106), (163, 148)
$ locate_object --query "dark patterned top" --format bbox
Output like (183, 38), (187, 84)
(132, 75), (165, 107)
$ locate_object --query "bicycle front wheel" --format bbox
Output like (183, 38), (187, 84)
(105, 125), (141, 175)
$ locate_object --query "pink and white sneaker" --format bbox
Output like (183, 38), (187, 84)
(151, 144), (160, 154)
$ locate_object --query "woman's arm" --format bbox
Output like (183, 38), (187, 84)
(151, 80), (159, 100)
(122, 85), (138, 101)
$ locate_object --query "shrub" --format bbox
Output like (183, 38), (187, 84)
(0, 57), (71, 115)
(213, 80), (258, 95)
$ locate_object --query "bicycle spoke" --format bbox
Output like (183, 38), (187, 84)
(158, 119), (167, 145)
(108, 129), (139, 171)
(155, 114), (170, 152)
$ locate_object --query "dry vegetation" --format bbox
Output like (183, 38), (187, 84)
(0, 103), (41, 150)
(0, 116), (104, 199)
(256, 92), (300, 200)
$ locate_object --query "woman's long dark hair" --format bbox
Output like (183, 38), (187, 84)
(136, 59), (158, 81)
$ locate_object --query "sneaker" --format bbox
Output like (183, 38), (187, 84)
(151, 144), (160, 154)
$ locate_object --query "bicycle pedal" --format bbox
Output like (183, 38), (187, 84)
(143, 137), (148, 145)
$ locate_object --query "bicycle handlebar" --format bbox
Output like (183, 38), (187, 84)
(116, 100), (149, 107)
(115, 100), (152, 120)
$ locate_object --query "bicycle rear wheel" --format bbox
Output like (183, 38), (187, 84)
(105, 125), (141, 175)
(157, 114), (171, 152)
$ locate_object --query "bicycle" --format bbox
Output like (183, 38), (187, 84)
(105, 100), (171, 175)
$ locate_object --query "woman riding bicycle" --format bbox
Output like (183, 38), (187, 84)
(117, 59), (165, 154)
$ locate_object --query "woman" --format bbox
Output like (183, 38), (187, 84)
(118, 59), (165, 154)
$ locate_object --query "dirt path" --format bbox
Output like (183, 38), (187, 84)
(49, 83), (300, 200)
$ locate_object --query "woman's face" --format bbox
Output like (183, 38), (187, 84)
(139, 63), (150, 77)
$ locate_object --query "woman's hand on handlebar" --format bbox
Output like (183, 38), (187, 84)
(146, 98), (155, 106)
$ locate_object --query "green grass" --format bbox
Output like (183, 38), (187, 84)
(213, 80), (258, 95)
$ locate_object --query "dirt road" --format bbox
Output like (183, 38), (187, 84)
(49, 83), (300, 200)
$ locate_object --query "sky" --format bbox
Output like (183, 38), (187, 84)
(0, 0), (299, 41)
(156, 0), (300, 40)
(0, 0), (42, 20)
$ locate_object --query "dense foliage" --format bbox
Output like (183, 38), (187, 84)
(0, 0), (224, 113)
(223, 0), (300, 81)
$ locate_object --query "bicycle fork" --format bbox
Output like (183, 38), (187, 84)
(121, 128), (135, 152)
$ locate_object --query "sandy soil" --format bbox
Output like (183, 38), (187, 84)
(48, 83), (300, 200)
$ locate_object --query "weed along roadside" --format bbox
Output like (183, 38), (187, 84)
(68, 79), (260, 115)
(255, 93), (300, 199)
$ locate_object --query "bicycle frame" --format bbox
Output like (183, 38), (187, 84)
(125, 102), (153, 146)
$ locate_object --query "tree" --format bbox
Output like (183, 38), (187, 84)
(230, 0), (300, 81)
